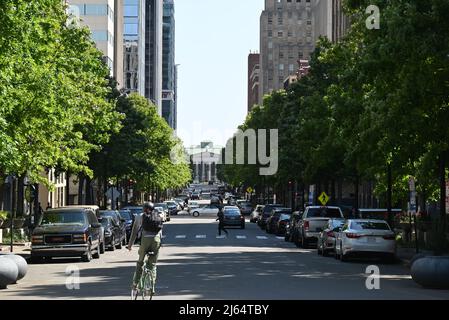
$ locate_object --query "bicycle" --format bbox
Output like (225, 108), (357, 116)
(131, 251), (156, 300)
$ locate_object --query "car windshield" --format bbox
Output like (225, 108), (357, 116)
(100, 212), (117, 219)
(224, 209), (241, 216)
(352, 221), (391, 231)
(307, 208), (342, 218)
(124, 208), (142, 216)
(41, 211), (86, 226)
(280, 214), (291, 221)
(119, 211), (132, 220)
(264, 205), (283, 214)
(332, 220), (345, 228)
(155, 203), (167, 209)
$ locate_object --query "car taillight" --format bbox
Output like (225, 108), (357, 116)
(304, 221), (310, 231)
(32, 235), (44, 244)
(383, 235), (395, 240)
(346, 233), (362, 239)
(327, 231), (335, 238)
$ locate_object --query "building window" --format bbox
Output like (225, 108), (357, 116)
(268, 53), (273, 60)
(289, 64), (295, 72)
(91, 30), (108, 42)
(279, 64), (284, 71)
(268, 30), (272, 37)
(85, 4), (108, 16)
(278, 31), (283, 37)
(279, 51), (284, 59)
(268, 41), (273, 49)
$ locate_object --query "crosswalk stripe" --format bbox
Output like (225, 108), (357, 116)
(195, 235), (206, 239)
(236, 236), (247, 239)
(216, 235), (226, 239)
(276, 236), (284, 240)
(175, 235), (186, 239)
(257, 236), (268, 239)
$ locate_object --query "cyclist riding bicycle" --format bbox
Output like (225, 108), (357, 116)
(127, 202), (164, 295)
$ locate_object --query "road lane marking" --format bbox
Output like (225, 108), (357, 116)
(276, 236), (284, 240)
(216, 235), (226, 239)
(196, 235), (206, 239)
(236, 236), (247, 239)
(175, 235), (186, 239)
(257, 236), (268, 239)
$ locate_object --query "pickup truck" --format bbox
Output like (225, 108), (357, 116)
(295, 206), (344, 248)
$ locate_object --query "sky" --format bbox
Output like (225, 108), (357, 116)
(175, 0), (264, 148)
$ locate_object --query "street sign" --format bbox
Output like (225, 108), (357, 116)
(247, 187), (253, 194)
(318, 192), (330, 206)
(308, 185), (315, 205)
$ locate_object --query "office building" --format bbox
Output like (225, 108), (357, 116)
(145, 0), (163, 114)
(162, 0), (176, 129)
(123, 0), (146, 95)
(259, 0), (349, 104)
(248, 53), (260, 113)
(68, 0), (123, 84)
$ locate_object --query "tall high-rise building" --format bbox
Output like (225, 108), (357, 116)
(68, 0), (123, 85)
(161, 0), (176, 129)
(145, 0), (163, 114)
(248, 53), (260, 113)
(259, 0), (349, 104)
(123, 0), (146, 96)
(315, 0), (349, 43)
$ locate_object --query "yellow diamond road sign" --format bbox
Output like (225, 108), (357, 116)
(247, 187), (253, 194)
(318, 192), (330, 206)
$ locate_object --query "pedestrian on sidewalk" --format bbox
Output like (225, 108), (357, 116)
(216, 207), (228, 237)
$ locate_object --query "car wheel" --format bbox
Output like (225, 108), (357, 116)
(30, 256), (44, 264)
(284, 234), (289, 242)
(116, 237), (123, 249)
(100, 241), (105, 254)
(340, 245), (348, 262)
(110, 237), (116, 251)
(301, 235), (307, 249)
(93, 245), (100, 259)
(193, 211), (199, 217)
(317, 242), (322, 255)
(82, 243), (93, 262)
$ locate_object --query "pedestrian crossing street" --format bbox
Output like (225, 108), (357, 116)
(161, 234), (286, 240)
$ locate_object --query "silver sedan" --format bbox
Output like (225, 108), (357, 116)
(335, 219), (397, 262)
(317, 218), (345, 256)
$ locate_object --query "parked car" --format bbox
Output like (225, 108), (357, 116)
(295, 206), (344, 248)
(122, 206), (144, 220)
(250, 205), (265, 223)
(187, 201), (200, 213)
(99, 216), (123, 251)
(191, 192), (201, 200)
(258, 204), (284, 229)
(223, 206), (245, 229)
(335, 219), (397, 262)
(317, 218), (345, 256)
(285, 211), (302, 242)
(31, 207), (102, 263)
(99, 210), (127, 247)
(155, 203), (170, 222)
(119, 209), (134, 241)
(276, 213), (293, 236)
(164, 201), (179, 215)
(266, 208), (292, 234)
(173, 198), (186, 210)
(238, 202), (253, 216)
(191, 204), (220, 217)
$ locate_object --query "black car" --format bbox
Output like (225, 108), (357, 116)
(99, 210), (127, 247)
(238, 202), (253, 216)
(99, 216), (123, 251)
(266, 208), (292, 234)
(258, 204), (284, 229)
(31, 208), (102, 263)
(222, 206), (245, 229)
(285, 211), (302, 242)
(118, 209), (134, 240)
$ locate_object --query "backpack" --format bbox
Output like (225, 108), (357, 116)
(141, 212), (163, 233)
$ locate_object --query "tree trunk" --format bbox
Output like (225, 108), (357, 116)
(78, 174), (85, 205)
(354, 175), (359, 211)
(85, 176), (93, 205)
(66, 172), (70, 206)
(331, 179), (336, 206)
(439, 152), (447, 232)
(338, 177), (343, 206)
(387, 163), (393, 229)
(17, 175), (24, 216)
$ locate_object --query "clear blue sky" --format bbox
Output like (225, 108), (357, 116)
(175, 0), (264, 148)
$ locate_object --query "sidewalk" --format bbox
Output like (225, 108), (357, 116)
(0, 242), (31, 259)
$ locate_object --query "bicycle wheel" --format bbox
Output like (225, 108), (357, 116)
(131, 287), (139, 300)
(142, 272), (154, 301)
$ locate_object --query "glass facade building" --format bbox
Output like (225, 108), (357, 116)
(123, 0), (145, 95)
(162, 0), (176, 129)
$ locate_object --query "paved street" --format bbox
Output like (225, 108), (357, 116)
(1, 215), (448, 300)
